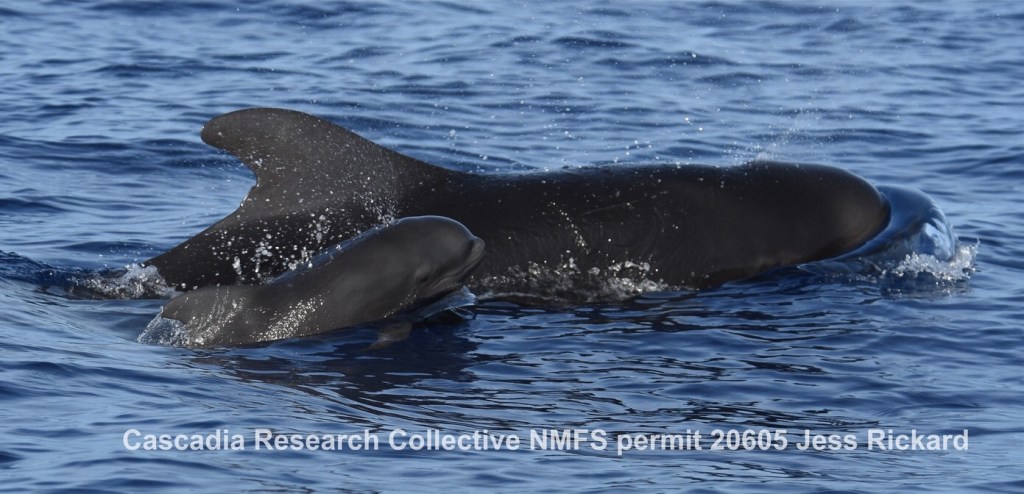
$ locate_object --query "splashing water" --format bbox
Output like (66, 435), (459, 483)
(880, 242), (978, 291)
(800, 185), (977, 294)
(138, 316), (189, 346)
(72, 264), (178, 299)
(479, 258), (673, 305)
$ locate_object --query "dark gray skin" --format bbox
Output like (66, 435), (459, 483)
(158, 216), (485, 348)
(146, 108), (889, 298)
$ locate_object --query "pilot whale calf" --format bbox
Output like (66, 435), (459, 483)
(145, 108), (890, 300)
(149, 216), (484, 348)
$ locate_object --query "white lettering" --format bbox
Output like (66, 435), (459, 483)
(123, 429), (141, 451)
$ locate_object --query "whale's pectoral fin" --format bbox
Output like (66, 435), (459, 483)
(366, 322), (414, 351)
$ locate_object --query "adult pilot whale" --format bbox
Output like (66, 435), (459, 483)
(145, 108), (890, 299)
(144, 216), (485, 348)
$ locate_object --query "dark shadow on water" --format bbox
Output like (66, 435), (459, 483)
(188, 314), (484, 398)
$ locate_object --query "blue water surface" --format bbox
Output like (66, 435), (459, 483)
(1, 1), (1022, 492)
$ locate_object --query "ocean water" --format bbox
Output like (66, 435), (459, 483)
(1, 1), (1022, 492)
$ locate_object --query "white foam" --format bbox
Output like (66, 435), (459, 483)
(882, 241), (978, 284)
(76, 264), (177, 299)
(479, 259), (672, 304)
(138, 316), (188, 346)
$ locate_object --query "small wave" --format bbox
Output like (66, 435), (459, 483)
(0, 198), (69, 215)
(490, 35), (544, 48)
(695, 71), (772, 86)
(70, 264), (177, 299)
(595, 52), (735, 70)
(395, 286), (478, 323)
(0, 251), (175, 299)
(553, 33), (635, 50)
(882, 242), (978, 285)
(138, 316), (189, 347)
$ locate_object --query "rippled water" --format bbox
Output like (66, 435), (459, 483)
(1, 1), (1022, 492)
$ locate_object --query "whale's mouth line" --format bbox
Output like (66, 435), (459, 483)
(451, 236), (486, 281)
(424, 236), (486, 298)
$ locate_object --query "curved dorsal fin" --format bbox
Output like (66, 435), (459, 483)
(146, 108), (454, 288)
(201, 108), (448, 214)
